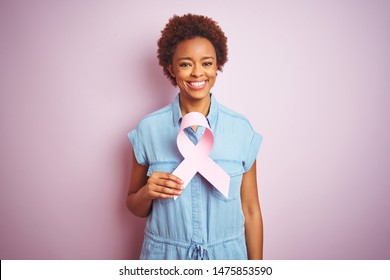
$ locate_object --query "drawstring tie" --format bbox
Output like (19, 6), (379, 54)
(188, 243), (209, 260)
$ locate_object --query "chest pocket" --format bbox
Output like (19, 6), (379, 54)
(211, 160), (245, 201)
(147, 162), (177, 177)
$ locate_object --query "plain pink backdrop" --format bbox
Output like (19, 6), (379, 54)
(1, 0), (389, 259)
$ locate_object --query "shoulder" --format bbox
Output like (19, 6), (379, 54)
(218, 103), (254, 131)
(137, 103), (172, 129)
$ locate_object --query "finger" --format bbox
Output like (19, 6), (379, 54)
(149, 189), (174, 199)
(155, 172), (184, 185)
(149, 187), (182, 199)
(157, 185), (183, 196)
(157, 178), (184, 191)
(147, 180), (182, 195)
(149, 182), (182, 196)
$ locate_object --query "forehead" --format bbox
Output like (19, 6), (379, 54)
(173, 37), (216, 58)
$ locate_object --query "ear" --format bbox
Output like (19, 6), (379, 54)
(168, 65), (175, 77)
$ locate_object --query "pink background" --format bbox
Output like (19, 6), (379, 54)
(1, 0), (389, 260)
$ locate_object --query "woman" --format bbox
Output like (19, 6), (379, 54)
(127, 14), (263, 260)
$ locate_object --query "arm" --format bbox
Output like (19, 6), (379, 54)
(126, 149), (183, 217)
(241, 160), (264, 260)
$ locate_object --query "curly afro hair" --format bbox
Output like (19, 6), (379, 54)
(157, 14), (228, 86)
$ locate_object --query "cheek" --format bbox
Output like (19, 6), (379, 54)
(175, 76), (188, 89)
(174, 69), (189, 80)
(207, 70), (217, 82)
(207, 66), (218, 77)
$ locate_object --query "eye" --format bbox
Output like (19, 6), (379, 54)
(203, 61), (213, 67)
(179, 62), (192, 67)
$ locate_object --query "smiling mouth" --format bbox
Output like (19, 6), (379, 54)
(187, 80), (207, 89)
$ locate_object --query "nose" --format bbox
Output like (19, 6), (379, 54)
(191, 64), (203, 78)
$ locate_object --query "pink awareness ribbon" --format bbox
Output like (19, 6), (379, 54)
(172, 112), (230, 199)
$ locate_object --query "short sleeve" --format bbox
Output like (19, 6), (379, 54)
(243, 131), (263, 172)
(128, 128), (148, 166)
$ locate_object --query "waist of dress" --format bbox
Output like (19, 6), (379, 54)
(144, 228), (245, 249)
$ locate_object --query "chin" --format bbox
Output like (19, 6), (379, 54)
(182, 89), (211, 100)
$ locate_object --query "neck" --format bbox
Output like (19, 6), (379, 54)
(179, 93), (211, 117)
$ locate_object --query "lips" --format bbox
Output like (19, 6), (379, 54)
(187, 80), (207, 89)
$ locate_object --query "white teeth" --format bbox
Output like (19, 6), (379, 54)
(190, 81), (206, 87)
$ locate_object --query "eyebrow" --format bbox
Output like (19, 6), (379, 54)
(177, 56), (215, 61)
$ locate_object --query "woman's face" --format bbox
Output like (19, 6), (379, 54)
(169, 37), (218, 102)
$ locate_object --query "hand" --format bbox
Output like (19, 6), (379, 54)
(145, 172), (184, 199)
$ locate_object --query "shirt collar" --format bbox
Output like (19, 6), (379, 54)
(172, 93), (219, 129)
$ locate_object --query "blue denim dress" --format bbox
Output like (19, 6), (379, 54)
(128, 94), (262, 260)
